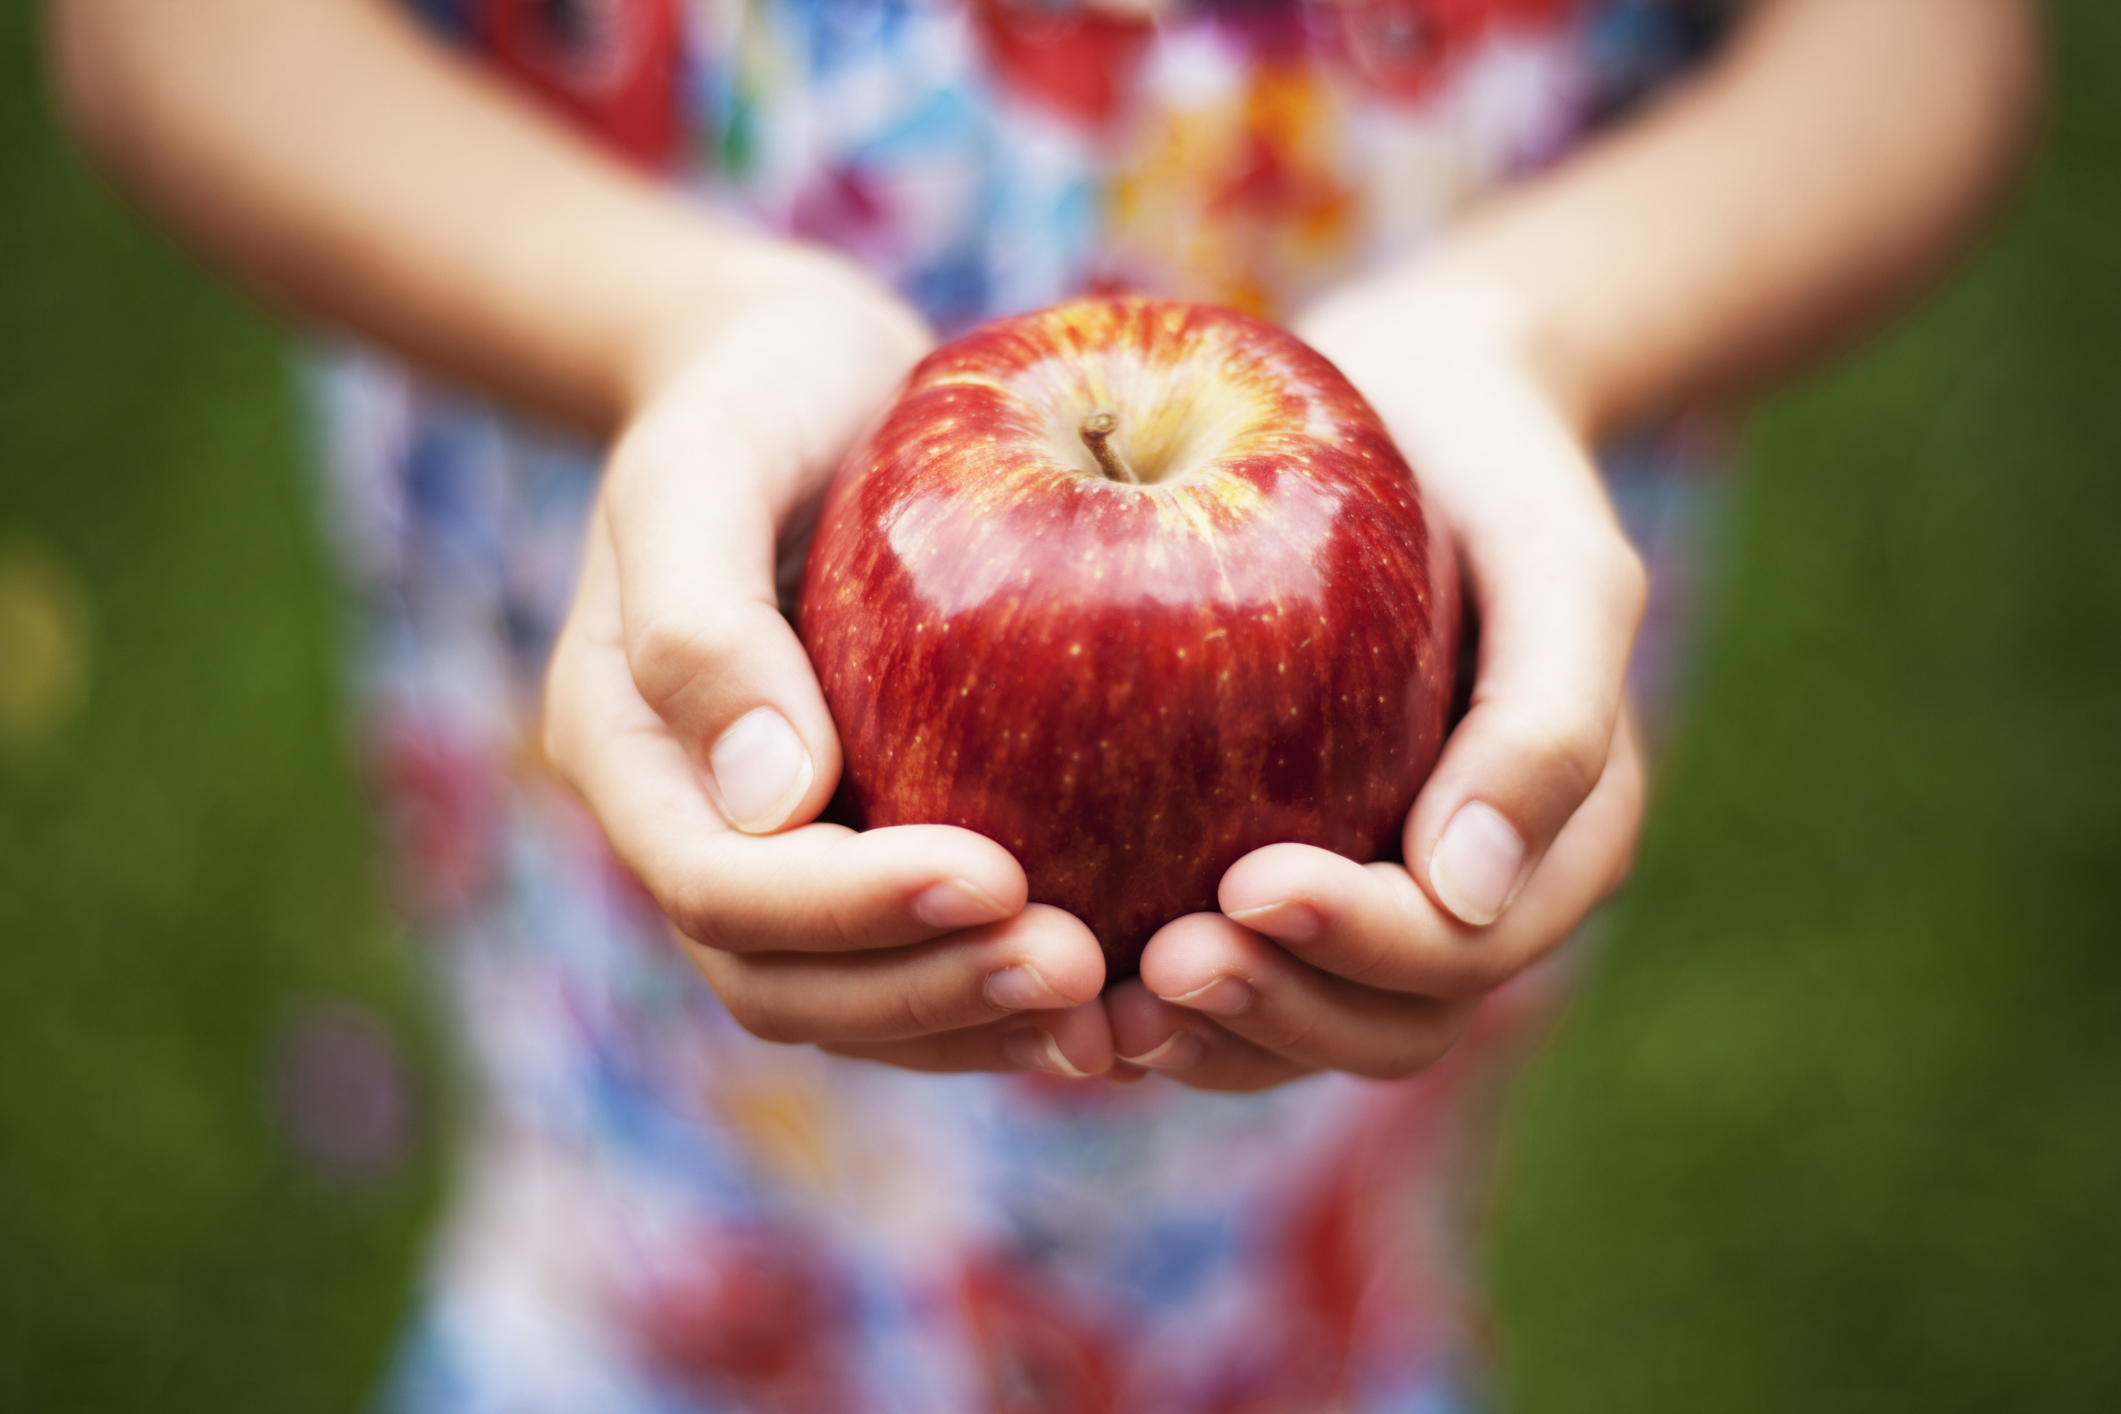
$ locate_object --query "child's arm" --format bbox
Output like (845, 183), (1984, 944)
(52, 0), (848, 429)
(53, 0), (1119, 1075)
(1110, 0), (2042, 1089)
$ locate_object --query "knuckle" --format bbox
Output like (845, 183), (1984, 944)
(1324, 920), (1405, 992)
(821, 891), (863, 954)
(892, 979), (955, 1038)
(720, 978), (793, 1046)
(1505, 713), (1609, 806)
(628, 609), (745, 721)
(1260, 1007), (1327, 1064)
(722, 997), (770, 1042)
(664, 877), (737, 954)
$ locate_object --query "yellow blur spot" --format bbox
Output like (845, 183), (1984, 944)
(0, 538), (90, 753)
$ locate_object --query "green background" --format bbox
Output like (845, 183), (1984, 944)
(3, 4), (2117, 1410)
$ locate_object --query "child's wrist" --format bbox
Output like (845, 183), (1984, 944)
(619, 236), (926, 421)
(1298, 265), (1592, 439)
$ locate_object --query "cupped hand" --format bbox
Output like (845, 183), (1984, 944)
(543, 260), (1115, 1078)
(1109, 274), (1648, 1091)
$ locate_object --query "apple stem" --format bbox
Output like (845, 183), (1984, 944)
(1079, 410), (1140, 485)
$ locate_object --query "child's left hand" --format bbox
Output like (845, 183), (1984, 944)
(1105, 276), (1649, 1089)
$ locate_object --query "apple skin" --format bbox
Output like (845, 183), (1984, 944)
(799, 297), (1458, 976)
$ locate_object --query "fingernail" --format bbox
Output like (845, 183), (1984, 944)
(1430, 800), (1527, 926)
(1159, 976), (1256, 1017)
(914, 879), (1014, 931)
(709, 707), (813, 833)
(1003, 1027), (1088, 1078)
(984, 964), (1065, 1012)
(1226, 899), (1323, 942)
(1120, 1032), (1205, 1071)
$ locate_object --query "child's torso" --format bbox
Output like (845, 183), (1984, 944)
(416, 0), (1728, 328)
(345, 5), (1729, 1409)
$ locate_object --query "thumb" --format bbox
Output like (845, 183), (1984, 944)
(1404, 433), (1644, 927)
(601, 381), (844, 835)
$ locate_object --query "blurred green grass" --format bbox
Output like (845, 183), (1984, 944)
(0, 8), (438, 1413)
(1493, 5), (2121, 1411)
(2, 3), (2118, 1412)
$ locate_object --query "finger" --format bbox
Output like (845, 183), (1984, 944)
(822, 1000), (1116, 1078)
(1136, 915), (1479, 1081)
(1105, 980), (1311, 1093)
(601, 395), (844, 835)
(1394, 380), (1646, 926)
(601, 296), (924, 835)
(544, 533), (1032, 954)
(652, 825), (1030, 955)
(1219, 710), (1645, 1000)
(686, 904), (1106, 1047)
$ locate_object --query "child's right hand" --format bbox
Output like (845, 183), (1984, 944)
(543, 266), (1117, 1079)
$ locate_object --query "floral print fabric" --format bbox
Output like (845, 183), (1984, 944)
(317, 2), (1728, 1410)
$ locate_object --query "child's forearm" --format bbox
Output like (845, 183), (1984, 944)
(1418, 0), (2043, 440)
(48, 0), (885, 434)
(53, 0), (2038, 446)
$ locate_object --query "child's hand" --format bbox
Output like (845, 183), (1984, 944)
(543, 271), (1116, 1078)
(1108, 277), (1648, 1089)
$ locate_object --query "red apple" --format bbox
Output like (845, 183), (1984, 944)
(799, 297), (1458, 976)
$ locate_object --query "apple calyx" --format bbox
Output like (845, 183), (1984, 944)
(1077, 409), (1140, 485)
